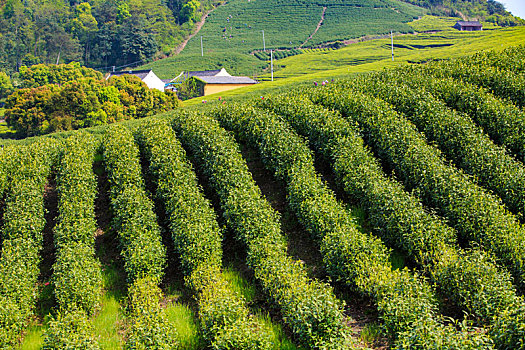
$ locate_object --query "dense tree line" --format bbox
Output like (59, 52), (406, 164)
(400, 0), (524, 25)
(3, 63), (180, 136)
(0, 0), (220, 74)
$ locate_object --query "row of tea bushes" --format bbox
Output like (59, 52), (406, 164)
(102, 125), (177, 349)
(259, 93), (525, 348)
(214, 102), (492, 349)
(385, 70), (525, 165)
(137, 119), (272, 349)
(0, 140), (59, 348)
(352, 75), (525, 218)
(422, 59), (525, 109)
(43, 134), (103, 348)
(309, 85), (525, 291)
(170, 111), (353, 349)
(461, 45), (525, 74)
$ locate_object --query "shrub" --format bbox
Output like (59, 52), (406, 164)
(309, 84), (525, 292)
(214, 102), (492, 348)
(259, 93), (525, 346)
(137, 119), (271, 349)
(102, 125), (176, 349)
(170, 110), (353, 349)
(0, 140), (59, 347)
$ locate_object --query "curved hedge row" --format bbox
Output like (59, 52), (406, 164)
(136, 119), (272, 349)
(0, 146), (12, 199)
(43, 134), (103, 348)
(102, 125), (176, 349)
(0, 140), (58, 348)
(384, 70), (525, 163)
(309, 85), (525, 291)
(214, 102), (493, 348)
(259, 93), (525, 348)
(423, 60), (525, 108)
(170, 111), (353, 349)
(352, 75), (525, 218)
(459, 45), (525, 74)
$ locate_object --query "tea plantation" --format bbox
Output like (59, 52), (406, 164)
(2, 46), (525, 349)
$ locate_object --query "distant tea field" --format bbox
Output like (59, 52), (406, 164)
(140, 0), (425, 77)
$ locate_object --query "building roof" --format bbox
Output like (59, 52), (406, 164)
(187, 68), (231, 77)
(109, 69), (152, 80)
(456, 21), (482, 26)
(195, 76), (257, 84)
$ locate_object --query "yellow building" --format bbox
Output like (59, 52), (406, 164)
(183, 68), (257, 96)
(195, 75), (258, 96)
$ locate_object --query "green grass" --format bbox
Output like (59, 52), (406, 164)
(19, 326), (45, 350)
(94, 295), (125, 349)
(360, 323), (383, 345)
(166, 304), (204, 349)
(259, 312), (303, 350)
(221, 266), (302, 350)
(222, 266), (257, 302)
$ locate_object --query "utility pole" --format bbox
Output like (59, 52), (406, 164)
(391, 31), (394, 61)
(262, 30), (266, 52)
(201, 36), (204, 57)
(271, 50), (274, 82)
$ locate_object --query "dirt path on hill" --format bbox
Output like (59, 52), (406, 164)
(173, 6), (218, 55)
(299, 6), (327, 48)
(456, 10), (467, 20)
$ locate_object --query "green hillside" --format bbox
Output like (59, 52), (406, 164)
(0, 0), (220, 74)
(179, 25), (525, 104)
(260, 24), (525, 80)
(141, 0), (426, 78)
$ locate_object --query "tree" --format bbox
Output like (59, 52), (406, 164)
(180, 0), (200, 24)
(19, 62), (102, 88)
(71, 2), (98, 64)
(116, 16), (158, 65)
(4, 71), (180, 137)
(4, 84), (59, 135)
(0, 71), (14, 99)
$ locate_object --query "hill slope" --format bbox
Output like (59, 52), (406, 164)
(141, 0), (426, 77)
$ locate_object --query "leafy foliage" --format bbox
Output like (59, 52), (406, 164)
(420, 56), (525, 108)
(102, 124), (176, 349)
(259, 93), (525, 347)
(137, 119), (272, 349)
(171, 110), (354, 349)
(353, 72), (525, 219)
(0, 140), (59, 348)
(43, 309), (99, 350)
(399, 0), (524, 26)
(0, 0), (220, 73)
(4, 73), (180, 137)
(214, 102), (492, 348)
(308, 83), (525, 293)
(42, 133), (103, 348)
(18, 62), (103, 88)
(0, 72), (13, 100)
